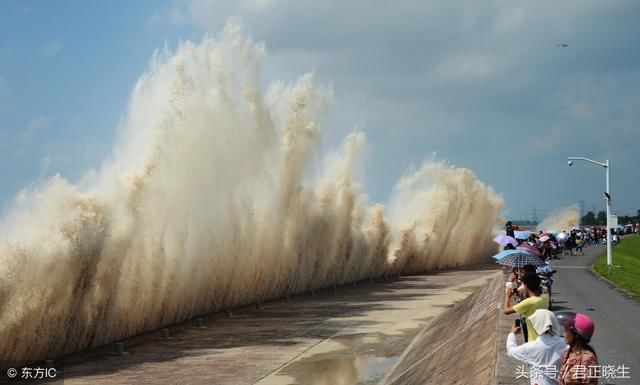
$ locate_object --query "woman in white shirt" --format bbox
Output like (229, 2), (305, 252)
(507, 309), (568, 385)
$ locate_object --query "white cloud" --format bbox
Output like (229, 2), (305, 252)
(241, 0), (275, 11)
(38, 40), (62, 56)
(149, 4), (189, 25)
(133, 0), (640, 214)
(434, 52), (509, 83)
(17, 116), (51, 145)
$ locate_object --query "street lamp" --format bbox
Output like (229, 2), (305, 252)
(567, 156), (612, 273)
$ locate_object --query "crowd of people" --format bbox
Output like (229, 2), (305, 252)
(503, 265), (597, 385)
(501, 221), (604, 385)
(504, 221), (631, 260)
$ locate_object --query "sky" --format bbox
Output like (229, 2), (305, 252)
(1, 0), (639, 221)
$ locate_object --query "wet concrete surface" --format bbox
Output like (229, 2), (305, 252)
(263, 332), (410, 385)
(16, 267), (499, 385)
(276, 336), (400, 385)
(380, 274), (503, 385)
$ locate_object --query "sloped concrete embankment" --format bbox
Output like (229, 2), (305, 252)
(380, 273), (505, 385)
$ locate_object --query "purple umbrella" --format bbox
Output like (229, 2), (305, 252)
(494, 234), (518, 247)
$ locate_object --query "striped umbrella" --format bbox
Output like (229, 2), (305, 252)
(497, 252), (546, 268)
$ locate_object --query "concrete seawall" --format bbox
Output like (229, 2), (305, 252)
(380, 274), (503, 385)
(1, 267), (524, 385)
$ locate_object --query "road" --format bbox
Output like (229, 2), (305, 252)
(551, 237), (640, 385)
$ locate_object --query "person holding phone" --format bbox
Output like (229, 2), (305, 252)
(507, 309), (567, 385)
(503, 272), (549, 342)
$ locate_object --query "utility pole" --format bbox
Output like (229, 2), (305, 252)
(580, 200), (585, 225)
(532, 207), (539, 224)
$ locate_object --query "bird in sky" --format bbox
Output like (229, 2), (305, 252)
(556, 43), (568, 47)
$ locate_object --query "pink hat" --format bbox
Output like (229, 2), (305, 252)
(569, 313), (595, 342)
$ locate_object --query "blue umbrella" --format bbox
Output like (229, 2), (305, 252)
(492, 249), (534, 260)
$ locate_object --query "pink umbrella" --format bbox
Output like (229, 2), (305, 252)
(517, 243), (542, 257)
(494, 235), (518, 247)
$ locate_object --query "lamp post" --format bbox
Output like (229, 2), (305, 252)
(568, 156), (612, 274)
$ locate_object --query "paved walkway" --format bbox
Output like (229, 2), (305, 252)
(493, 239), (640, 385)
(550, 238), (640, 385)
(36, 268), (498, 385)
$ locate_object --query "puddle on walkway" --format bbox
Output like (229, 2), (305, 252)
(272, 332), (410, 385)
(278, 355), (398, 385)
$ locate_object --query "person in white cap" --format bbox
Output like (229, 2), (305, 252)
(506, 309), (568, 385)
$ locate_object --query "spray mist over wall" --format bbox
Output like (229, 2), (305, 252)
(537, 206), (580, 232)
(0, 23), (502, 364)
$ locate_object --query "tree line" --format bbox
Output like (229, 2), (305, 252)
(581, 209), (640, 225)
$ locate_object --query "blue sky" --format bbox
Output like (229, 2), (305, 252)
(0, 1), (194, 210)
(1, 0), (640, 221)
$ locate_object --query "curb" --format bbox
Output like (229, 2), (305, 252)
(589, 264), (640, 300)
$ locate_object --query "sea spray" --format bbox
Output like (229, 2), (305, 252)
(387, 162), (504, 273)
(0, 22), (502, 364)
(537, 205), (580, 232)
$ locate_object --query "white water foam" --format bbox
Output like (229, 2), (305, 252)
(0, 22), (502, 363)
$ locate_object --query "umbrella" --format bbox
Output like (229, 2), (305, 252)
(492, 249), (535, 260)
(516, 243), (542, 257)
(556, 232), (569, 245)
(497, 252), (546, 268)
(492, 249), (534, 260)
(514, 230), (531, 240)
(494, 235), (518, 247)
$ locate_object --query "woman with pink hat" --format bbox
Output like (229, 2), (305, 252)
(557, 312), (598, 385)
